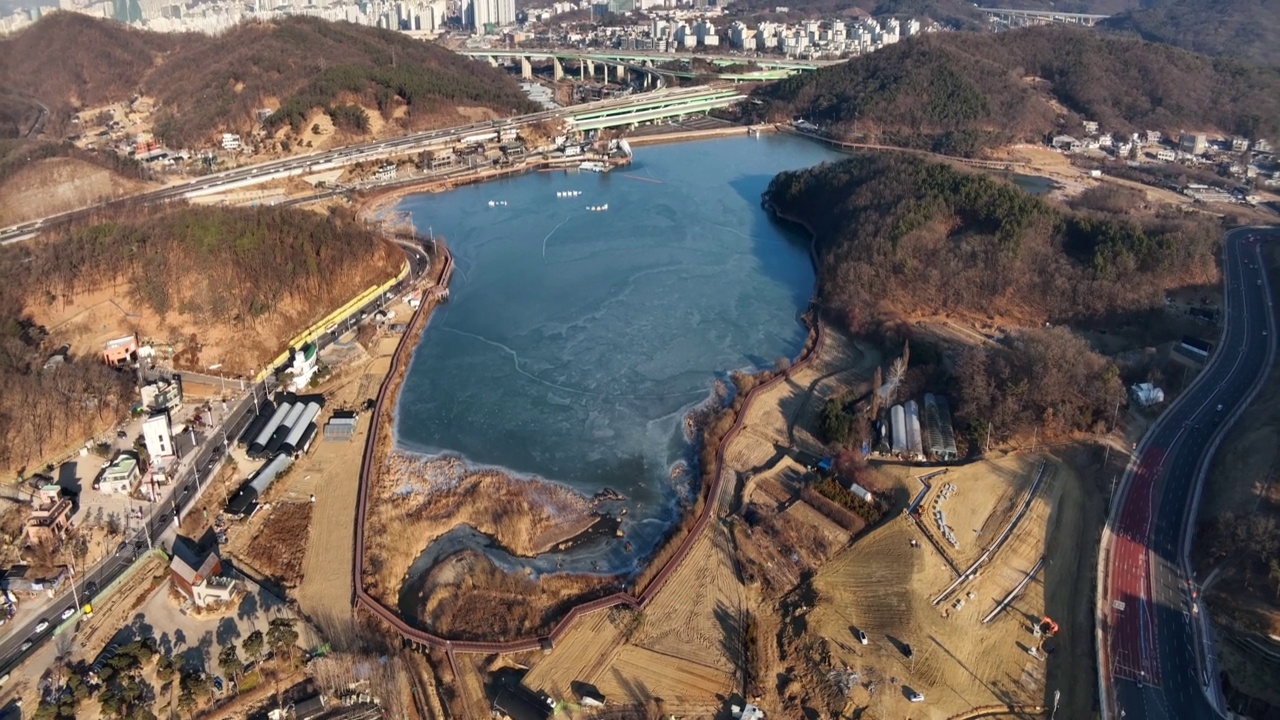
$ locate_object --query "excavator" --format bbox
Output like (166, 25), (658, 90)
(1039, 616), (1059, 636)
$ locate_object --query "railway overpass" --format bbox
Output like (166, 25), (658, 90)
(978, 6), (1111, 26)
(461, 48), (835, 83)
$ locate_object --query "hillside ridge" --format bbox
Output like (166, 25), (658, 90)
(0, 13), (537, 147)
(740, 25), (1280, 156)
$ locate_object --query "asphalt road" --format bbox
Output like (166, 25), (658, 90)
(0, 85), (730, 245)
(0, 382), (263, 675)
(1106, 227), (1277, 719)
(0, 229), (432, 676)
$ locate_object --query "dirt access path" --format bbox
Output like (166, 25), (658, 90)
(804, 453), (1089, 719)
(294, 330), (401, 622)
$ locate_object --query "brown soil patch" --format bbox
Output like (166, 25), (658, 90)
(792, 453), (1085, 720)
(364, 453), (599, 607)
(0, 156), (149, 226)
(238, 501), (313, 587)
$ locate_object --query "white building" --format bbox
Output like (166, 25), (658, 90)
(287, 343), (319, 392)
(221, 133), (241, 151)
(468, 0), (515, 33)
(142, 411), (176, 463)
(98, 452), (142, 495)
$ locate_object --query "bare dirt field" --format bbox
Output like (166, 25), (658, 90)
(797, 453), (1089, 720)
(522, 525), (743, 717)
(293, 342), (389, 621)
(0, 157), (148, 226)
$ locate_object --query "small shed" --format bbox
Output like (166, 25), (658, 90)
(323, 413), (358, 441)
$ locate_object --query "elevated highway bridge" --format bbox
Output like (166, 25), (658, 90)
(460, 48), (840, 83)
(0, 86), (747, 243)
(978, 6), (1111, 26)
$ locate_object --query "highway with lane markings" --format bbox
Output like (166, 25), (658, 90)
(0, 86), (739, 245)
(1102, 227), (1277, 720)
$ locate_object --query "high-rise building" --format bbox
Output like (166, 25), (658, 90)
(469, 0), (514, 33)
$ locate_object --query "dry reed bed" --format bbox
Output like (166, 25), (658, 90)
(363, 453), (600, 604)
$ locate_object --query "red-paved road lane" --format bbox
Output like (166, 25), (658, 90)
(1109, 446), (1165, 686)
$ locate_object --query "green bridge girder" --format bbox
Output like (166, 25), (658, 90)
(569, 89), (742, 122)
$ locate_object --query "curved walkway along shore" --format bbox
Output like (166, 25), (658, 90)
(351, 212), (830, 656)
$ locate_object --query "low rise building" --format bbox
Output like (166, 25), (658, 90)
(169, 544), (237, 607)
(98, 451), (143, 495)
(25, 485), (74, 545)
(1, 565), (69, 596)
(1179, 131), (1208, 156)
(102, 335), (139, 367)
(140, 378), (183, 412)
(142, 412), (176, 464)
(1051, 135), (1081, 153)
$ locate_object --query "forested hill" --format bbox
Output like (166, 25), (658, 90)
(764, 154), (1219, 330)
(0, 13), (538, 146)
(0, 204), (402, 474)
(741, 26), (1280, 156)
(1100, 0), (1280, 68)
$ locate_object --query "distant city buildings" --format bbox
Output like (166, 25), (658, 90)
(0, 0), (449, 36)
(511, 11), (935, 58)
(468, 0), (515, 33)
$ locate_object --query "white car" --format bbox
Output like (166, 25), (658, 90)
(60, 608), (75, 621)
(34, 620), (49, 633)
(908, 690), (925, 703)
(856, 629), (868, 645)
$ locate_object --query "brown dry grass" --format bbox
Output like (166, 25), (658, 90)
(521, 527), (742, 715)
(363, 453), (599, 606)
(0, 157), (148, 226)
(238, 501), (313, 587)
(412, 549), (618, 640)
